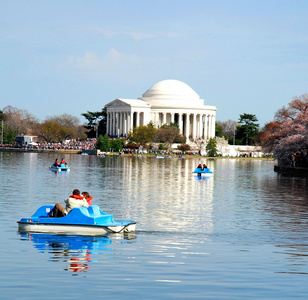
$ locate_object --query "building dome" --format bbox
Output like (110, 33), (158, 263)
(140, 79), (204, 107)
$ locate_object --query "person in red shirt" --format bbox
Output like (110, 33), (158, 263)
(82, 191), (93, 206)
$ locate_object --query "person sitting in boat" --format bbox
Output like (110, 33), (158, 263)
(60, 158), (66, 166)
(202, 164), (207, 170)
(50, 189), (89, 217)
(197, 164), (202, 169)
(54, 158), (60, 167)
(82, 191), (93, 206)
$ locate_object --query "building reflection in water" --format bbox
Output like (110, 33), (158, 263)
(97, 156), (214, 235)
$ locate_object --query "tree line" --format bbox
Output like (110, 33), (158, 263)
(0, 105), (260, 150)
(3, 92), (307, 164)
(0, 105), (87, 144)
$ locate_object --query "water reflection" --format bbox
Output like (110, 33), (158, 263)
(19, 233), (136, 275)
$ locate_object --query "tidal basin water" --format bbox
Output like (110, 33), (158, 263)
(1, 152), (308, 299)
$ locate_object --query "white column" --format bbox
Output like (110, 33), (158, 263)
(119, 112), (123, 136)
(179, 113), (183, 135)
(111, 112), (114, 136)
(127, 112), (131, 133)
(124, 112), (127, 137)
(109, 112), (112, 136)
(199, 114), (203, 139)
(192, 114), (196, 139)
(136, 112), (140, 127)
(162, 113), (166, 125)
(207, 115), (210, 138)
(131, 112), (134, 130)
(114, 112), (117, 136)
(171, 113), (175, 124)
(185, 114), (190, 138)
(204, 115), (208, 139)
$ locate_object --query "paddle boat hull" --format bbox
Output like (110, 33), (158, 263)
(18, 205), (136, 236)
(193, 167), (213, 176)
(50, 163), (70, 172)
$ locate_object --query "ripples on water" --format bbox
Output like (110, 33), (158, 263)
(1, 152), (308, 299)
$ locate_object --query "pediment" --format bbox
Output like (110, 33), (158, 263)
(105, 99), (131, 108)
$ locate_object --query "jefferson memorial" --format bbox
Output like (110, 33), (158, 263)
(105, 79), (217, 140)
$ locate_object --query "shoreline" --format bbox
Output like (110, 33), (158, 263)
(0, 147), (275, 160)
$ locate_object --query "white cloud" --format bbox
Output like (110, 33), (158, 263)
(60, 49), (143, 81)
(87, 26), (184, 41)
(62, 48), (141, 70)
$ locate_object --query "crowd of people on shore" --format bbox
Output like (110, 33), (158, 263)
(36, 139), (97, 150)
(0, 139), (97, 150)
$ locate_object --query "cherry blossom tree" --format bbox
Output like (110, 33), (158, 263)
(260, 94), (308, 167)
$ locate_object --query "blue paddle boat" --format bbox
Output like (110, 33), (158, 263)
(18, 205), (136, 236)
(50, 163), (70, 172)
(193, 166), (213, 176)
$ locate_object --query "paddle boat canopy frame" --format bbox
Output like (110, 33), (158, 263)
(18, 205), (136, 236)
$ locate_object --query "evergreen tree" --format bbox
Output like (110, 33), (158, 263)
(237, 113), (259, 145)
(96, 134), (110, 151)
(82, 107), (107, 138)
(206, 137), (218, 157)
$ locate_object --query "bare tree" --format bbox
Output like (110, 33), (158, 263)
(216, 119), (238, 141)
(3, 105), (38, 135)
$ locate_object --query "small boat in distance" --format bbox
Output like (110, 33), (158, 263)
(49, 163), (70, 172)
(156, 155), (164, 158)
(17, 205), (136, 236)
(193, 166), (213, 176)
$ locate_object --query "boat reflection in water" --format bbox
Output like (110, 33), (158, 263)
(19, 232), (136, 275)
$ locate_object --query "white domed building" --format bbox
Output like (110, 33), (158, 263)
(105, 79), (217, 140)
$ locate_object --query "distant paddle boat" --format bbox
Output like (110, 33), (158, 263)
(193, 166), (213, 176)
(156, 155), (164, 158)
(50, 163), (70, 172)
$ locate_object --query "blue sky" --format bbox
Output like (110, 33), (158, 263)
(1, 0), (308, 127)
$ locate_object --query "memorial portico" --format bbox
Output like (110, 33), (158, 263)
(105, 80), (217, 139)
